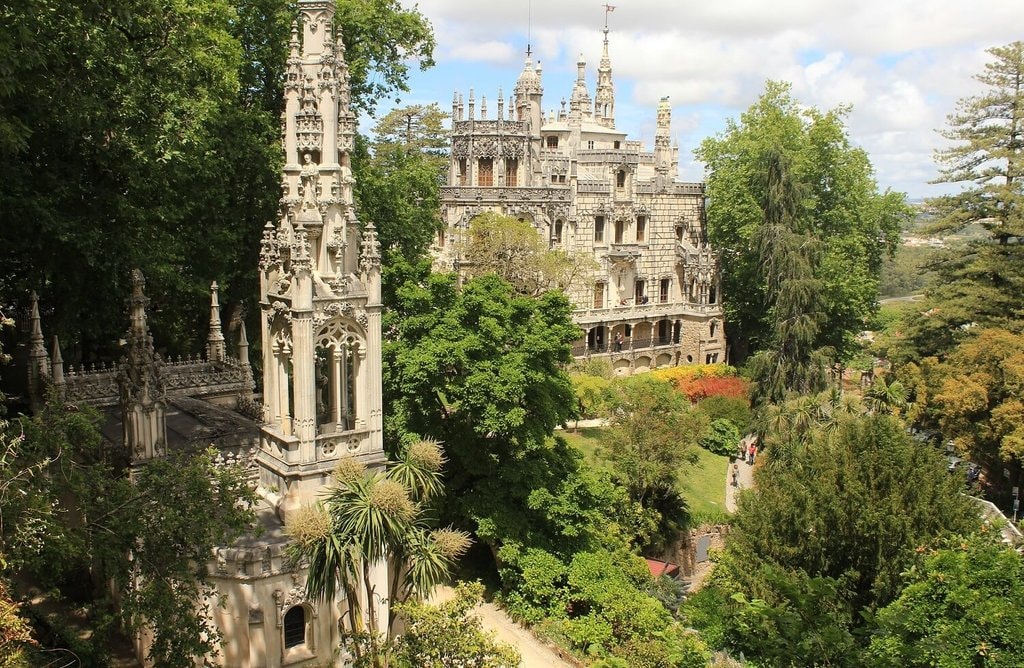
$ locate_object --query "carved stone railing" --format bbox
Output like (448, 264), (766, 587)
(64, 368), (119, 407)
(451, 119), (528, 135)
(63, 356), (253, 408)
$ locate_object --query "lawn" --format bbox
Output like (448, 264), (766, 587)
(559, 427), (730, 523)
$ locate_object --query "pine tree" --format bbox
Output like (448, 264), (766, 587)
(930, 41), (1024, 244)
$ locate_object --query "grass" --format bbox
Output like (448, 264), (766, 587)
(559, 426), (730, 522)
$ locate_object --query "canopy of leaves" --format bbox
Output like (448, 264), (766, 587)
(460, 212), (596, 297)
(687, 414), (978, 665)
(1, 399), (256, 667)
(390, 581), (521, 668)
(355, 103), (449, 264)
(866, 533), (1024, 667)
(696, 81), (909, 364)
(903, 328), (1024, 469)
(383, 265), (615, 557)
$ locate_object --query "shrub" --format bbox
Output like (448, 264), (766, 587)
(695, 396), (752, 433)
(699, 419), (741, 457)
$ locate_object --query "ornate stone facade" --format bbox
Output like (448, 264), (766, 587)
(437, 27), (726, 373)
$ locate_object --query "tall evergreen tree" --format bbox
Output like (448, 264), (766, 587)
(747, 150), (829, 406)
(929, 41), (1024, 243)
(897, 42), (1024, 361)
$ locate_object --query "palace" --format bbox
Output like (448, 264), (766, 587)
(435, 26), (725, 373)
(27, 0), (384, 664)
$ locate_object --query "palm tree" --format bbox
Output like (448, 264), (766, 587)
(864, 377), (908, 415)
(286, 439), (469, 665)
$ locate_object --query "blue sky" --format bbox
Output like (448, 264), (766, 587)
(379, 0), (1024, 200)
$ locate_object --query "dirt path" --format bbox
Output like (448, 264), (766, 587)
(431, 586), (574, 668)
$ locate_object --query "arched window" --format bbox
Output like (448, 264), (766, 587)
(284, 606), (306, 648)
(616, 170), (626, 188)
(553, 220), (563, 244)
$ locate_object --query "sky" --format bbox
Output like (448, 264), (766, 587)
(385, 0), (1024, 201)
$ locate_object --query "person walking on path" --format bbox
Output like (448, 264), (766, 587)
(726, 434), (757, 513)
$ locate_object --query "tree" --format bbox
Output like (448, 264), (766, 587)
(930, 328), (1024, 468)
(897, 42), (1024, 361)
(288, 440), (470, 658)
(332, 0), (435, 115)
(687, 414), (979, 665)
(461, 213), (596, 297)
(866, 533), (1024, 668)
(697, 81), (909, 364)
(929, 41), (1024, 244)
(382, 268), (600, 555)
(601, 375), (707, 547)
(1, 398), (258, 667)
(355, 104), (448, 264)
(745, 149), (830, 405)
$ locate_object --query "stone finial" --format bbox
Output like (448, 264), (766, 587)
(468, 88), (475, 120)
(51, 335), (65, 386)
(481, 95), (487, 120)
(128, 269), (150, 340)
(207, 281), (226, 363)
(359, 221), (381, 272)
(28, 291), (47, 363)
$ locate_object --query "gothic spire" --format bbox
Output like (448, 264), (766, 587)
(595, 23), (615, 127)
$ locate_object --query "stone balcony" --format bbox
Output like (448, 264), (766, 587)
(573, 300), (723, 326)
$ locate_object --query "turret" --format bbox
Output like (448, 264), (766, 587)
(569, 54), (591, 118)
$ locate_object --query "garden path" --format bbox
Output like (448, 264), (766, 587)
(430, 586), (576, 668)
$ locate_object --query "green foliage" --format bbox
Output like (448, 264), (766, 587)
(570, 374), (612, 420)
(602, 376), (705, 506)
(355, 103), (448, 264)
(878, 243), (939, 298)
(390, 582), (520, 668)
(333, 0), (435, 115)
(461, 212), (596, 297)
(929, 41), (1024, 243)
(699, 419), (741, 457)
(1, 398), (258, 667)
(697, 81), (909, 365)
(866, 533), (1024, 667)
(600, 375), (706, 547)
(688, 414), (979, 665)
(0, 579), (35, 668)
(895, 42), (1024, 362)
(498, 547), (710, 666)
(695, 396), (752, 434)
(383, 268), (604, 558)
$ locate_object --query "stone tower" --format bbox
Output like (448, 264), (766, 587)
(257, 0), (385, 522)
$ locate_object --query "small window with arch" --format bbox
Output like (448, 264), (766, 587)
(284, 605), (306, 649)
